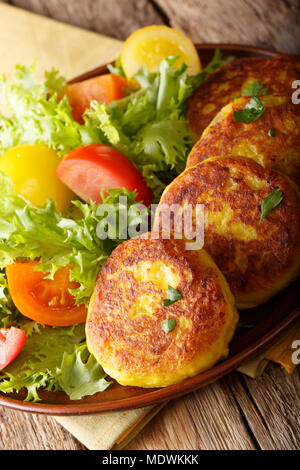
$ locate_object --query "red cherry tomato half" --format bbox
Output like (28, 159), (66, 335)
(6, 261), (87, 327)
(56, 144), (152, 206)
(65, 74), (128, 123)
(0, 327), (27, 370)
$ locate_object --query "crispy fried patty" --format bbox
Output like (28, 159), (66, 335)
(186, 95), (300, 186)
(154, 157), (300, 309)
(187, 54), (300, 139)
(86, 234), (238, 387)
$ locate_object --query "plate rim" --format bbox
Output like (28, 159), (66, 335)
(0, 305), (299, 415)
(1, 43), (299, 416)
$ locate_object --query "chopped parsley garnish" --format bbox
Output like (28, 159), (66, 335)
(268, 128), (276, 137)
(162, 318), (177, 333)
(233, 96), (266, 124)
(236, 318), (254, 332)
(260, 188), (284, 222)
(163, 285), (181, 307)
(241, 80), (268, 96)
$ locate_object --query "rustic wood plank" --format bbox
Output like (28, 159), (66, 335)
(237, 366), (300, 450)
(0, 374), (256, 450)
(0, 366), (299, 450)
(6, 0), (165, 39)
(5, 0), (299, 53)
(154, 0), (300, 53)
(126, 376), (257, 450)
(0, 407), (85, 450)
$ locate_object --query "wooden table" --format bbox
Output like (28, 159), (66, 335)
(0, 0), (299, 450)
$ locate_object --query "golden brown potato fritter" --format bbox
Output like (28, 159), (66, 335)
(187, 54), (300, 139)
(186, 95), (300, 186)
(86, 233), (238, 387)
(154, 157), (300, 309)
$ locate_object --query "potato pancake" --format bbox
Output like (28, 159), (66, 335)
(86, 233), (238, 387)
(154, 156), (300, 309)
(187, 54), (300, 139)
(186, 95), (300, 186)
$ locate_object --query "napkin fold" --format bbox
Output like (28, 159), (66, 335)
(0, 2), (299, 451)
(56, 403), (166, 450)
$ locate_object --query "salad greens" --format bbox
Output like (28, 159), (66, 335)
(0, 323), (110, 401)
(0, 270), (20, 328)
(0, 64), (92, 155)
(56, 343), (111, 400)
(0, 50), (228, 202)
(0, 50), (228, 401)
(0, 175), (145, 306)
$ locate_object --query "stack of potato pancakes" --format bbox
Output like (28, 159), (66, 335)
(86, 54), (300, 388)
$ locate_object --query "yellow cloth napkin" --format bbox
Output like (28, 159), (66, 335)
(0, 2), (299, 451)
(238, 317), (300, 378)
(0, 2), (122, 81)
(56, 403), (166, 450)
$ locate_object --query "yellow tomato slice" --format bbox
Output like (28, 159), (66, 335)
(120, 25), (201, 78)
(0, 144), (75, 212)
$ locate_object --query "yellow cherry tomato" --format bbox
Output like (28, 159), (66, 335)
(0, 144), (75, 212)
(120, 25), (201, 78)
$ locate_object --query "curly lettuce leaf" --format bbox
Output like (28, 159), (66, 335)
(56, 343), (111, 400)
(0, 323), (83, 401)
(85, 52), (229, 201)
(0, 52), (228, 201)
(198, 48), (233, 80)
(0, 63), (102, 155)
(0, 174), (148, 305)
(0, 270), (20, 328)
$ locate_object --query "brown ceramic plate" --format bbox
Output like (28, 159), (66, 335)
(1, 44), (299, 416)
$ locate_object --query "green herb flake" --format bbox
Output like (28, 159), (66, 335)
(163, 286), (182, 307)
(241, 80), (268, 97)
(268, 128), (276, 137)
(233, 96), (266, 124)
(161, 318), (177, 333)
(260, 188), (284, 223)
(236, 318), (254, 332)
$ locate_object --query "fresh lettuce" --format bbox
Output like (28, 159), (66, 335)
(0, 174), (148, 306)
(0, 270), (20, 328)
(0, 323), (110, 401)
(85, 58), (198, 201)
(0, 63), (102, 155)
(0, 324), (85, 401)
(56, 343), (111, 400)
(0, 51), (228, 201)
(86, 52), (230, 201)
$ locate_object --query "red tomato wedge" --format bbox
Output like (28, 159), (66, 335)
(0, 327), (27, 370)
(6, 262), (87, 327)
(65, 74), (127, 123)
(56, 144), (152, 206)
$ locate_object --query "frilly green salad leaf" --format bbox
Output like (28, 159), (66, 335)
(0, 270), (20, 328)
(85, 51), (229, 201)
(0, 323), (109, 401)
(0, 176), (148, 401)
(56, 343), (111, 400)
(0, 174), (146, 306)
(0, 64), (99, 155)
(0, 52), (228, 200)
